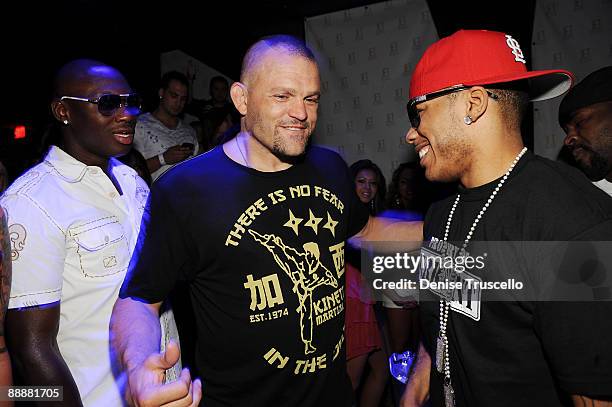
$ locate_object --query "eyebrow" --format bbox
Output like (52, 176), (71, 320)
(269, 87), (320, 97)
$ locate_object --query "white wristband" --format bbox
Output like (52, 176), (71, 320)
(158, 153), (166, 166)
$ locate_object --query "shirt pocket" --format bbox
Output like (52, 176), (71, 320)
(69, 216), (130, 278)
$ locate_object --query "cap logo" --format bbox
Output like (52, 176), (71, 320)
(505, 35), (526, 64)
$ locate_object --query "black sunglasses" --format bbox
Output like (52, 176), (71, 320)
(60, 93), (142, 116)
(406, 86), (498, 129)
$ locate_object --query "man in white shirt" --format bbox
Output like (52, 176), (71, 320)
(560, 66), (612, 196)
(2, 59), (186, 406)
(133, 71), (199, 181)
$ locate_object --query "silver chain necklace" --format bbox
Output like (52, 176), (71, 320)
(436, 147), (527, 407)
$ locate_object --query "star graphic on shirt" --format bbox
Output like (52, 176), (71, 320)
(322, 212), (339, 237)
(284, 209), (303, 236)
(304, 209), (323, 235)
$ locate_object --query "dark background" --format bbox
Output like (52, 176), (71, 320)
(0, 0), (535, 181)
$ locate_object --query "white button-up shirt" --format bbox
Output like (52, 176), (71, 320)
(2, 146), (177, 406)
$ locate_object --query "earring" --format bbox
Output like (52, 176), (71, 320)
(63, 119), (69, 125)
(464, 115), (473, 125)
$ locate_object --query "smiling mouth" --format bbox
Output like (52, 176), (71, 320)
(417, 144), (430, 160)
(281, 126), (307, 131)
(113, 131), (134, 145)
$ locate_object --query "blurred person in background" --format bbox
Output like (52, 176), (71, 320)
(346, 159), (389, 407)
(118, 148), (153, 186)
(133, 71), (198, 181)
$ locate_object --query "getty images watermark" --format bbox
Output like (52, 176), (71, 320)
(359, 240), (612, 304)
(371, 250), (523, 291)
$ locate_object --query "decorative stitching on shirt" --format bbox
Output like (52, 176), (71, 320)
(10, 288), (62, 299)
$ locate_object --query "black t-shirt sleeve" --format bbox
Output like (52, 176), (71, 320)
(120, 182), (196, 303)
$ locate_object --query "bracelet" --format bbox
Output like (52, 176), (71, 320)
(158, 153), (166, 166)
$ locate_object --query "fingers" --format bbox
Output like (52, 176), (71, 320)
(145, 369), (192, 406)
(163, 341), (181, 367)
(191, 379), (202, 406)
(141, 342), (180, 380)
(159, 370), (200, 407)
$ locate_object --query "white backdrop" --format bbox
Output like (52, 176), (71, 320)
(531, 0), (612, 159)
(305, 0), (438, 181)
(160, 50), (233, 100)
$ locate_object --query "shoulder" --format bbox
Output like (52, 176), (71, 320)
(518, 154), (612, 237)
(179, 120), (197, 136)
(523, 155), (612, 209)
(136, 112), (154, 125)
(0, 164), (61, 231)
(305, 145), (349, 171)
(155, 146), (224, 189)
(1, 162), (54, 202)
(134, 113), (154, 137)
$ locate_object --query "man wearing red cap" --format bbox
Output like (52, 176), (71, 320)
(402, 30), (612, 406)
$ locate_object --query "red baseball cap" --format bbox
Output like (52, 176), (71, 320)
(409, 29), (574, 103)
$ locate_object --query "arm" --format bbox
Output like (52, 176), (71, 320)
(145, 146), (195, 174)
(353, 215), (423, 243)
(110, 297), (200, 407)
(6, 304), (83, 406)
(571, 396), (612, 406)
(400, 341), (431, 407)
(0, 207), (12, 405)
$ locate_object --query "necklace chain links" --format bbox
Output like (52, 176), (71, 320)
(438, 147), (527, 406)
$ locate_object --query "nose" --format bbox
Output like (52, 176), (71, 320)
(406, 127), (418, 145)
(116, 105), (139, 122)
(288, 100), (308, 121)
(563, 126), (577, 147)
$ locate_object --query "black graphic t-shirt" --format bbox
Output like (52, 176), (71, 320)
(420, 152), (612, 406)
(121, 145), (369, 406)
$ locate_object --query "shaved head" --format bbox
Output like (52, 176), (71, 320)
(53, 59), (126, 99)
(50, 58), (136, 168)
(240, 35), (316, 86)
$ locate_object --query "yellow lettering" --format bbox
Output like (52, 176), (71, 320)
(289, 186), (301, 198)
(254, 198), (268, 211)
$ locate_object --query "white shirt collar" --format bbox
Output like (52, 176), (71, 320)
(44, 145), (136, 182)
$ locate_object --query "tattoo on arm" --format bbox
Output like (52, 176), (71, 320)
(0, 207), (12, 350)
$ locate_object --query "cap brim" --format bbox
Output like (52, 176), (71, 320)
(464, 69), (574, 102)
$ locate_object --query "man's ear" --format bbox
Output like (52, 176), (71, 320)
(51, 100), (69, 123)
(230, 82), (248, 116)
(465, 86), (490, 123)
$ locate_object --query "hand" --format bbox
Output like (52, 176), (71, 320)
(393, 300), (418, 309)
(163, 145), (194, 165)
(126, 341), (202, 407)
